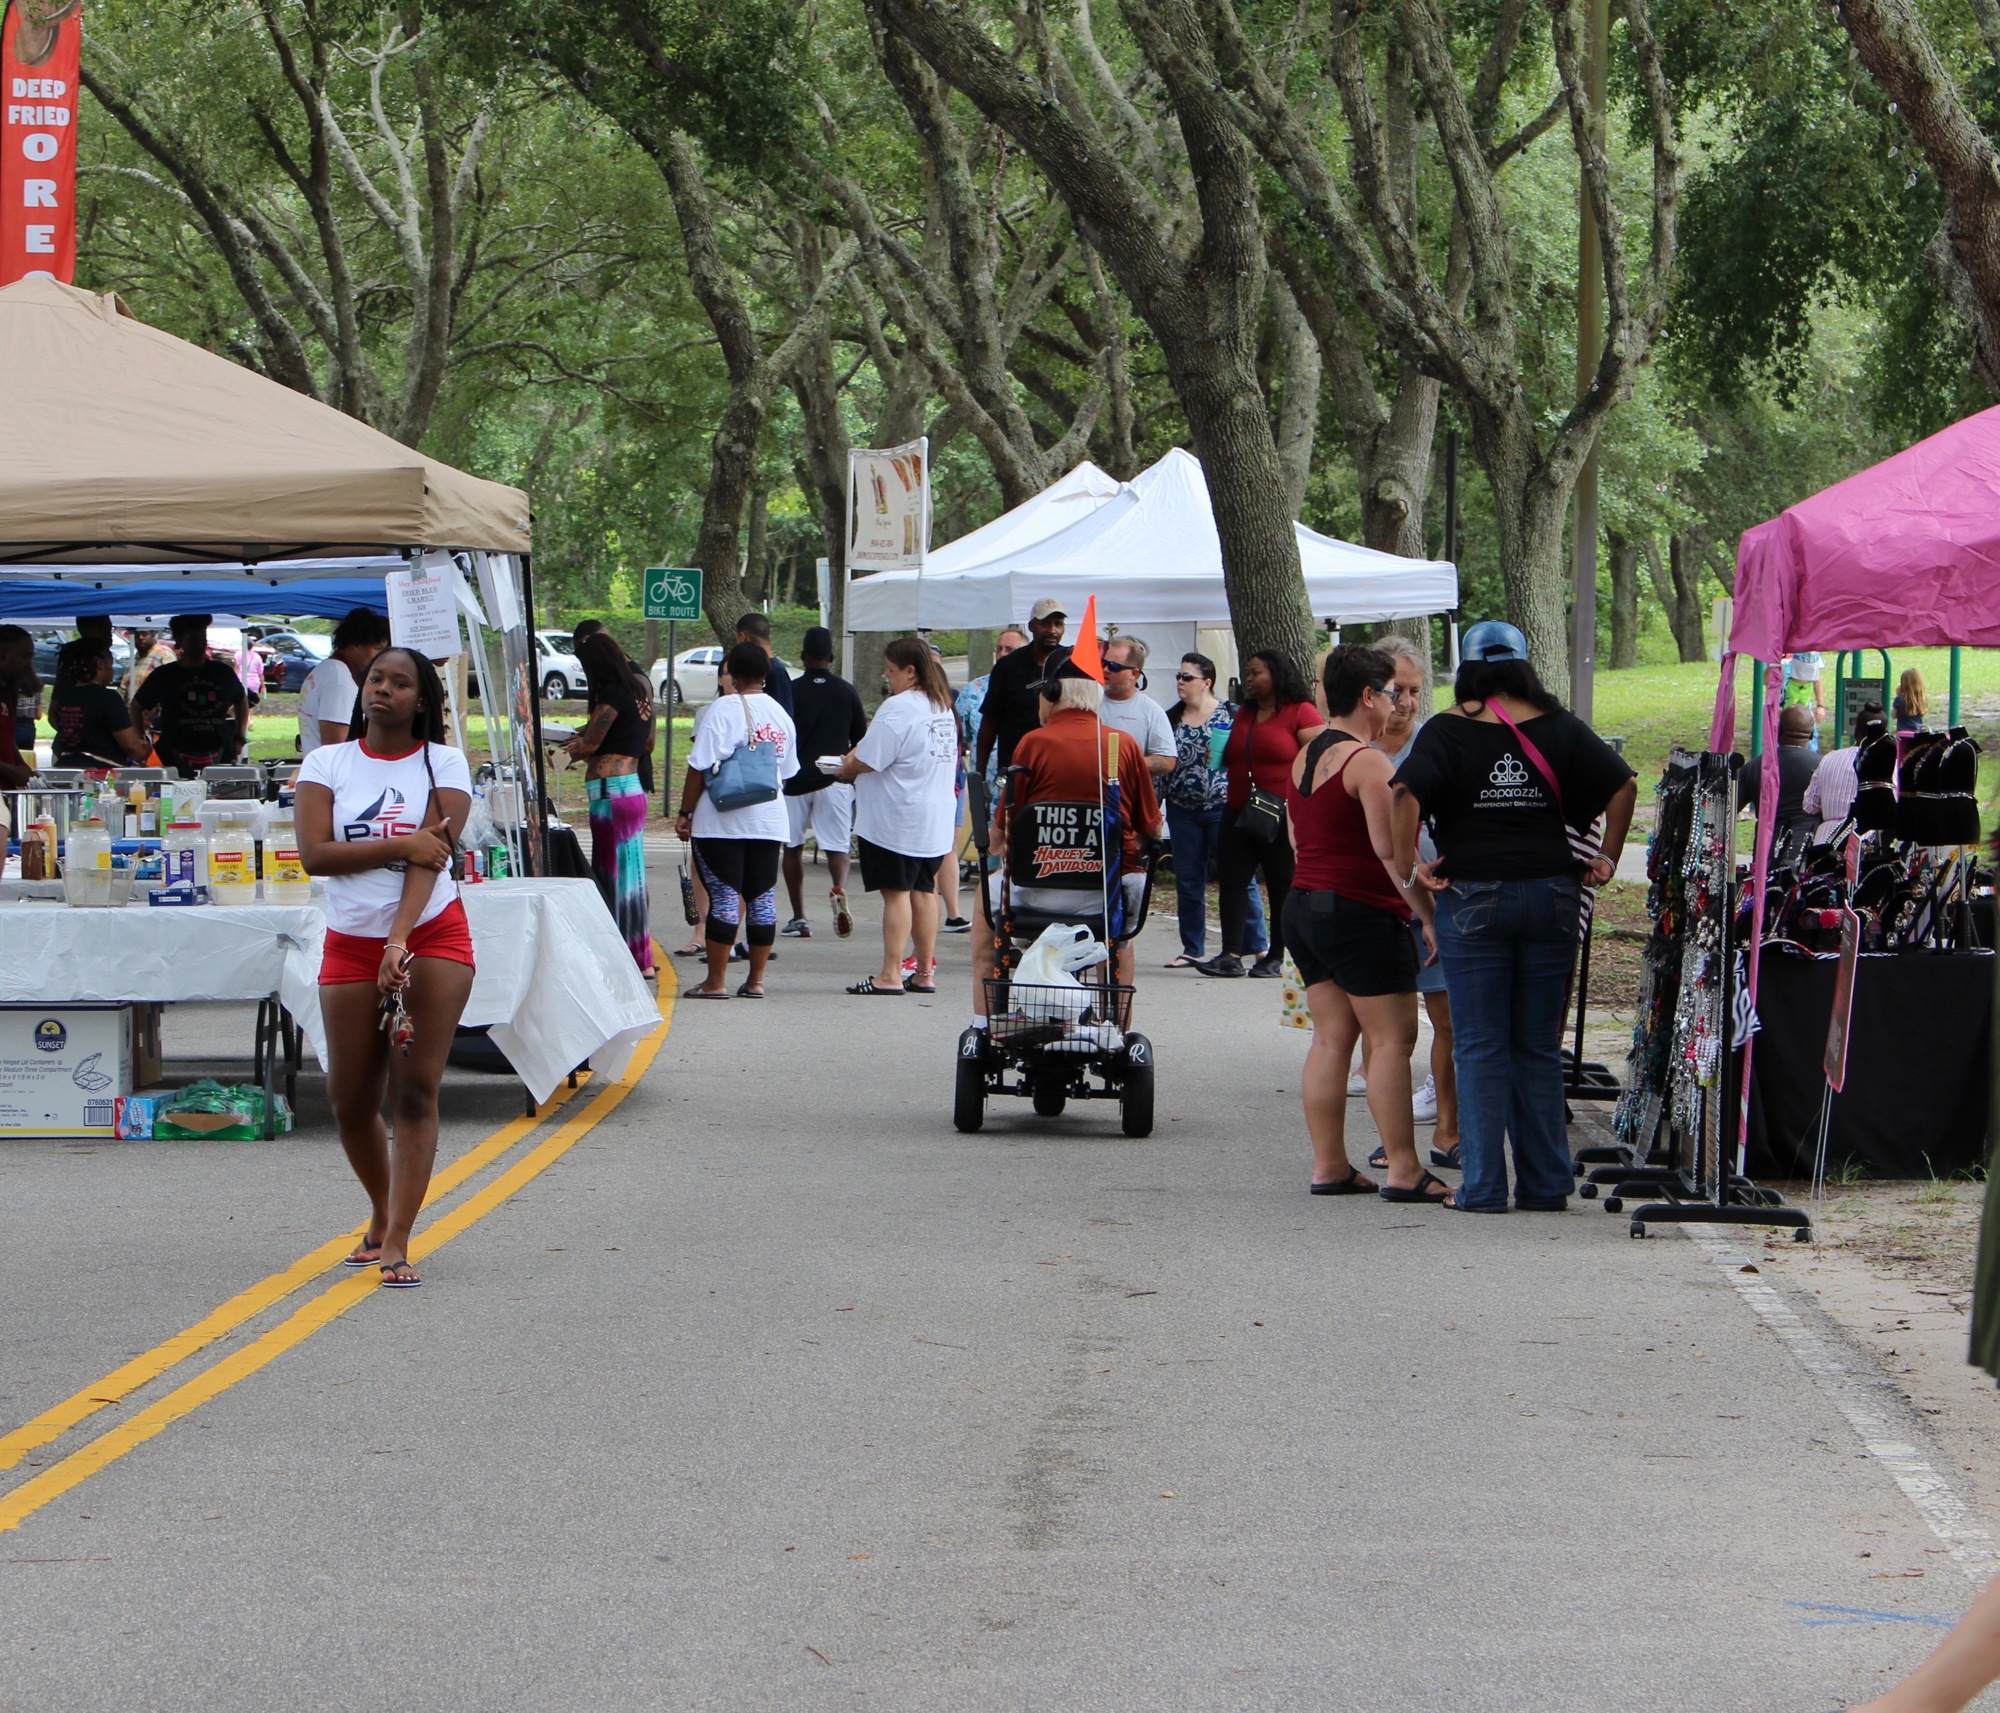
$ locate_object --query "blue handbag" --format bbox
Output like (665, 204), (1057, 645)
(707, 692), (781, 810)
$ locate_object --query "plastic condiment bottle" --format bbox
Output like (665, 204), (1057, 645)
(163, 820), (209, 893)
(206, 816), (256, 905)
(126, 783), (147, 840)
(30, 813), (58, 880)
(261, 810), (312, 904)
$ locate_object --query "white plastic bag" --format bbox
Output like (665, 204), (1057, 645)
(1014, 922), (1108, 1025)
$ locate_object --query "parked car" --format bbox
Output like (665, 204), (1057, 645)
(29, 627), (133, 682)
(649, 645), (795, 709)
(252, 630), (333, 692)
(536, 630), (587, 701)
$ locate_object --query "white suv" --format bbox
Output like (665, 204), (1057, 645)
(535, 630), (588, 701)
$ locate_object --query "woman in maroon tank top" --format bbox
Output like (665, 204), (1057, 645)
(1284, 647), (1445, 1204)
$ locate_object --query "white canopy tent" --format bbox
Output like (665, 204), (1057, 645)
(845, 448), (1457, 633)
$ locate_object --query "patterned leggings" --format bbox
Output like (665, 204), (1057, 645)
(586, 773), (653, 974)
(693, 837), (781, 948)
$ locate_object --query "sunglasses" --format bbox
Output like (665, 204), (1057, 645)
(1104, 660), (1138, 673)
(1175, 673), (1205, 683)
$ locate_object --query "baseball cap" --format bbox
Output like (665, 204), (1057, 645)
(1034, 649), (1095, 692)
(1030, 597), (1067, 622)
(1461, 620), (1529, 663)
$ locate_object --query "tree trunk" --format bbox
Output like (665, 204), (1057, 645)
(862, 0), (1315, 667)
(744, 486), (770, 605)
(1836, 0), (2000, 392)
(1643, 537), (1706, 663)
(1607, 533), (1640, 669)
(1472, 413), (1574, 699)
(1667, 537), (1706, 663)
(1270, 274), (1320, 523)
(1173, 348), (1318, 668)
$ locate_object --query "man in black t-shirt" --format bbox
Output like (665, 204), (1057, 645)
(130, 614), (249, 778)
(781, 627), (868, 935)
(975, 597), (1067, 775)
(736, 612), (792, 715)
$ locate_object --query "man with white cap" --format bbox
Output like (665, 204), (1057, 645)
(975, 596), (1067, 779)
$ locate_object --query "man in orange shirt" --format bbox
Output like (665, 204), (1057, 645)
(969, 655), (1162, 1028)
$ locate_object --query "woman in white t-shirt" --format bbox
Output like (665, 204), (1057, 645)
(296, 647), (474, 1290)
(674, 641), (798, 998)
(835, 636), (959, 995)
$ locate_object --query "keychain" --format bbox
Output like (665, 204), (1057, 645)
(379, 986), (414, 1056)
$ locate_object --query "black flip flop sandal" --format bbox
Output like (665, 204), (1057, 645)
(1366, 1144), (1388, 1169)
(1430, 1142), (1462, 1170)
(342, 1235), (385, 1267)
(1379, 1169), (1451, 1204)
(735, 983), (765, 999)
(378, 1259), (421, 1288)
(846, 977), (905, 995)
(1310, 1171), (1376, 1196)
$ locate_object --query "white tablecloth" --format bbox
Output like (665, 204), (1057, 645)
(0, 879), (659, 1103)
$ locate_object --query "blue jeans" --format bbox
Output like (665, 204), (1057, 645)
(1165, 802), (1267, 958)
(1433, 875), (1582, 1209)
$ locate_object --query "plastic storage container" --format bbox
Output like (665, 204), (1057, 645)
(206, 816), (257, 905)
(261, 811), (312, 904)
(162, 821), (209, 893)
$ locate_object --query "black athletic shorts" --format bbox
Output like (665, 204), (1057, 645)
(857, 837), (941, 894)
(1282, 888), (1417, 997)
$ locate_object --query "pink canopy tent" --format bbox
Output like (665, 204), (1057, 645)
(1707, 404), (2000, 1158)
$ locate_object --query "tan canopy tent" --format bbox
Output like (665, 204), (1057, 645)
(0, 277), (530, 563)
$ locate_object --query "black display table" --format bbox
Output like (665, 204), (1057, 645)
(1744, 947), (1993, 1179)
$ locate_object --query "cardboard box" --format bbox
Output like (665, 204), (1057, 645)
(0, 1005), (134, 1137)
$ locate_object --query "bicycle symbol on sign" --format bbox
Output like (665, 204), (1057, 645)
(659, 572), (696, 607)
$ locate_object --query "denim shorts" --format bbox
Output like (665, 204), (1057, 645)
(1283, 889), (1417, 997)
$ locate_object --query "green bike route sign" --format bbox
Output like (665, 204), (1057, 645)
(643, 566), (702, 622)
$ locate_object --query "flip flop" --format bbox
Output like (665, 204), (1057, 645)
(1430, 1142), (1463, 1170)
(735, 983), (765, 999)
(342, 1235), (385, 1267)
(1163, 953), (1200, 969)
(378, 1259), (421, 1289)
(1379, 1169), (1451, 1204)
(1442, 1191), (1507, 1213)
(1309, 1170), (1376, 1196)
(1367, 1144), (1388, 1169)
(686, 986), (732, 1000)
(846, 977), (905, 995)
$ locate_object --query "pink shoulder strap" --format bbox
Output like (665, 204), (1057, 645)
(1484, 701), (1565, 817)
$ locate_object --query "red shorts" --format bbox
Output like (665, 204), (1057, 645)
(319, 898), (476, 985)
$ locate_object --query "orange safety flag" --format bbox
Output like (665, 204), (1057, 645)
(1, 1), (82, 287)
(1068, 595), (1105, 683)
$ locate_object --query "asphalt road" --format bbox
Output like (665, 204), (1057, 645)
(0, 885), (1987, 1712)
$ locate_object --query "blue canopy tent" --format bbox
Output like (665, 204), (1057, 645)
(0, 575), (389, 621)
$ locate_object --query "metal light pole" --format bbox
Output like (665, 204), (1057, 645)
(1569, 0), (1608, 725)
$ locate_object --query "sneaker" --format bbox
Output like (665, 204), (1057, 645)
(830, 889), (853, 938)
(1247, 953), (1284, 979)
(1195, 953), (1246, 978)
(940, 916), (972, 934)
(1346, 1071), (1368, 1097)
(1412, 1074), (1438, 1124)
(780, 918), (812, 938)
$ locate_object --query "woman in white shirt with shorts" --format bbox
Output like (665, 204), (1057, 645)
(837, 636), (960, 995)
(295, 647), (474, 1289)
(674, 641), (799, 998)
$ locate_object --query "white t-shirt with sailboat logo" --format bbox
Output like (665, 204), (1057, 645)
(296, 738), (472, 936)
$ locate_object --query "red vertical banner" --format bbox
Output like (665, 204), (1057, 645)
(1, 1), (82, 286)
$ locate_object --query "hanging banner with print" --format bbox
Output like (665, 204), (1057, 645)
(1, 1), (82, 286)
(846, 438), (930, 571)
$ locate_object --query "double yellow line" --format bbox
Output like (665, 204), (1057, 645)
(0, 971), (676, 1535)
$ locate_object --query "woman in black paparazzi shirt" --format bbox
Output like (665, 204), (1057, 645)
(1389, 622), (1636, 1214)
